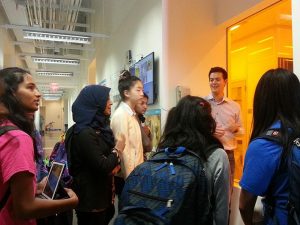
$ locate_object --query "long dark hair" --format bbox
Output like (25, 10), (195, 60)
(158, 95), (222, 160)
(251, 68), (300, 159)
(0, 67), (35, 136)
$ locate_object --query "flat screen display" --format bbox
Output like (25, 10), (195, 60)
(129, 52), (155, 104)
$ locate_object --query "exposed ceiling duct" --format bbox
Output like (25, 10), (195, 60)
(0, 0), (107, 99)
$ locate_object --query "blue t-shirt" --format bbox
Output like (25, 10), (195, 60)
(240, 121), (288, 225)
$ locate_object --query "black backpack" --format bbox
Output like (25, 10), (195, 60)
(0, 126), (19, 211)
(258, 128), (300, 225)
(114, 145), (218, 225)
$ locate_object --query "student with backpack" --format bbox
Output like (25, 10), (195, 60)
(67, 85), (124, 225)
(239, 68), (300, 225)
(115, 95), (230, 225)
(0, 67), (78, 225)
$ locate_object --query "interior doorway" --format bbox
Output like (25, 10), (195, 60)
(227, 0), (292, 182)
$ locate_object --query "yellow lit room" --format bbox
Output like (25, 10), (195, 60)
(227, 0), (292, 183)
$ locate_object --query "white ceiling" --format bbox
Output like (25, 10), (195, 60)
(0, 0), (152, 99)
(0, 0), (104, 98)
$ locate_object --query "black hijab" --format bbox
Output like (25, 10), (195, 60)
(72, 85), (115, 147)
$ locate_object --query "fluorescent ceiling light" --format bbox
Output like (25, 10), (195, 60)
(249, 47), (271, 56)
(280, 14), (292, 21)
(229, 24), (240, 31)
(43, 96), (61, 101)
(278, 52), (290, 56)
(42, 90), (64, 95)
(42, 93), (63, 101)
(23, 30), (91, 44)
(231, 46), (247, 53)
(43, 93), (63, 97)
(37, 71), (73, 77)
(32, 57), (80, 65)
(257, 36), (274, 44)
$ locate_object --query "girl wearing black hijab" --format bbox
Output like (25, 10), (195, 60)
(69, 85), (123, 225)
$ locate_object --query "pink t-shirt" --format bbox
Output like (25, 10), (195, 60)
(0, 120), (36, 225)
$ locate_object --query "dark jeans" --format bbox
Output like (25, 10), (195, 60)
(76, 205), (115, 225)
(114, 176), (125, 196)
(225, 150), (235, 195)
(37, 210), (73, 225)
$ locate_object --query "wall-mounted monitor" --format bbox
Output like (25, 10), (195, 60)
(129, 52), (155, 104)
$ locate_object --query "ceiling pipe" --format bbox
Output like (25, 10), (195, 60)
(16, 0), (95, 13)
(71, 0), (82, 31)
(65, 0), (74, 31)
(26, 0), (33, 26)
(33, 0), (38, 25)
(42, 0), (46, 28)
(49, 0), (53, 29)
(58, 0), (62, 27)
(38, 0), (42, 27)
(39, 20), (89, 28)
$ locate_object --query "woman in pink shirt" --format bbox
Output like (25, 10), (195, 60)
(0, 67), (78, 225)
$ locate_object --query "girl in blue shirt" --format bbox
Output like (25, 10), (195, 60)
(239, 68), (300, 225)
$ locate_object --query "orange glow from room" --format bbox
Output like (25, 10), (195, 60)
(227, 0), (292, 182)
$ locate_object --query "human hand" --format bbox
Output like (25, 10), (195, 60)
(115, 134), (125, 152)
(143, 125), (151, 137)
(214, 124), (225, 137)
(225, 118), (239, 133)
(64, 188), (79, 206)
(36, 177), (47, 195)
(111, 165), (121, 175)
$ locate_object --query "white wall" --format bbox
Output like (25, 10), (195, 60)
(162, 0), (227, 123)
(0, 12), (24, 68)
(92, 0), (162, 111)
(215, 0), (280, 25)
(66, 87), (82, 127)
(44, 100), (64, 130)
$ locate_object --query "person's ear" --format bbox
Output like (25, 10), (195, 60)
(124, 90), (130, 98)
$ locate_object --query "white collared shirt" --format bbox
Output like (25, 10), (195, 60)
(111, 102), (143, 178)
(120, 101), (136, 116)
(205, 94), (244, 150)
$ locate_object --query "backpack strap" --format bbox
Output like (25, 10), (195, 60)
(0, 190), (10, 210)
(0, 126), (19, 136)
(257, 128), (288, 222)
(257, 128), (282, 144)
(0, 126), (19, 210)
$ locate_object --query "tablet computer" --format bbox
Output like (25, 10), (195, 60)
(40, 161), (65, 199)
